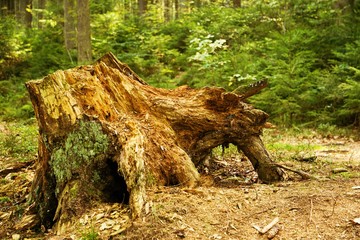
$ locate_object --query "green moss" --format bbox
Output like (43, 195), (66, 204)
(0, 196), (11, 203)
(145, 172), (157, 186)
(50, 121), (109, 188)
(70, 182), (79, 197)
(80, 227), (100, 240)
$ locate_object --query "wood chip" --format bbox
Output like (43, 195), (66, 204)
(14, 214), (38, 230)
(267, 225), (280, 239)
(332, 168), (348, 174)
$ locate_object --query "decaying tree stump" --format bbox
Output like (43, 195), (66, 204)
(25, 52), (285, 232)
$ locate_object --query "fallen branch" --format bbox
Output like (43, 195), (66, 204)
(272, 163), (319, 180)
(0, 160), (34, 177)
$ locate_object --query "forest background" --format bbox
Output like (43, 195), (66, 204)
(1, 0), (359, 130)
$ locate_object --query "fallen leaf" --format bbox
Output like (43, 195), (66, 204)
(95, 213), (105, 221)
(100, 220), (116, 230)
(12, 234), (21, 240)
(210, 234), (222, 239)
(112, 224), (121, 231)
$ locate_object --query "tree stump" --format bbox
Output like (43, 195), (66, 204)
(25, 52), (285, 232)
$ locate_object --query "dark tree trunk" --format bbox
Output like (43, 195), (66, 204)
(25, 52), (285, 233)
(233, 0), (241, 8)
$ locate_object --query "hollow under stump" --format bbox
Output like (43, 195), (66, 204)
(25, 52), (285, 232)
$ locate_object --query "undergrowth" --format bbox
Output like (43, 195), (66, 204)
(0, 120), (38, 162)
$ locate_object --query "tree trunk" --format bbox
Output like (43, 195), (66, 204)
(138, 0), (147, 16)
(233, 0), (241, 8)
(14, 0), (32, 27)
(77, 0), (91, 63)
(25, 52), (285, 232)
(64, 0), (77, 54)
(164, 0), (170, 21)
(37, 0), (46, 29)
(174, 0), (179, 19)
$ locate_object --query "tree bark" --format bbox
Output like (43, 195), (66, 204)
(25, 52), (285, 232)
(77, 0), (91, 63)
(14, 0), (32, 27)
(138, 0), (147, 16)
(233, 0), (241, 8)
(64, 0), (77, 54)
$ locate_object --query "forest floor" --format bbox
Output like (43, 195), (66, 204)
(0, 122), (360, 240)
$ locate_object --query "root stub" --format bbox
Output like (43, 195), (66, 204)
(25, 52), (285, 231)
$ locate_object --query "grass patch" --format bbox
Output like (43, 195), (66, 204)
(0, 196), (11, 203)
(0, 120), (38, 161)
(80, 227), (100, 240)
(212, 143), (239, 157)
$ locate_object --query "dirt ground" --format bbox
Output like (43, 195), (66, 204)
(1, 126), (360, 240)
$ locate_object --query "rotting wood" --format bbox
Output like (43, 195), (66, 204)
(25, 52), (286, 232)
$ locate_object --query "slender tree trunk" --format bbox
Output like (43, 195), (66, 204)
(138, 0), (148, 16)
(174, 0), (179, 19)
(164, 0), (170, 21)
(24, 0), (32, 27)
(15, 0), (32, 26)
(77, 0), (91, 63)
(64, 0), (77, 61)
(233, 0), (241, 8)
(0, 0), (14, 15)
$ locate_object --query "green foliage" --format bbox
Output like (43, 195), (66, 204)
(2, 0), (360, 128)
(25, 25), (76, 79)
(0, 78), (34, 120)
(0, 121), (38, 161)
(50, 121), (109, 187)
(0, 196), (11, 203)
(0, 16), (28, 80)
(80, 227), (100, 240)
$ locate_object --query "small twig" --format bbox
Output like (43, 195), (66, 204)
(325, 196), (337, 218)
(0, 160), (34, 177)
(309, 199), (313, 223)
(308, 198), (319, 233)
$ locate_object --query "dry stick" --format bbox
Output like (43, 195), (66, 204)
(325, 196), (337, 218)
(309, 199), (313, 223)
(261, 217), (280, 234)
(272, 163), (319, 180)
(308, 198), (319, 233)
(252, 217), (280, 234)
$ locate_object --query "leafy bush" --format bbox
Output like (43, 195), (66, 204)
(2, 0), (360, 128)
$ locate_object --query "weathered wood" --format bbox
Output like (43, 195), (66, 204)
(25, 52), (285, 232)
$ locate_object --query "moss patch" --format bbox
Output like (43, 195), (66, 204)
(50, 121), (109, 192)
